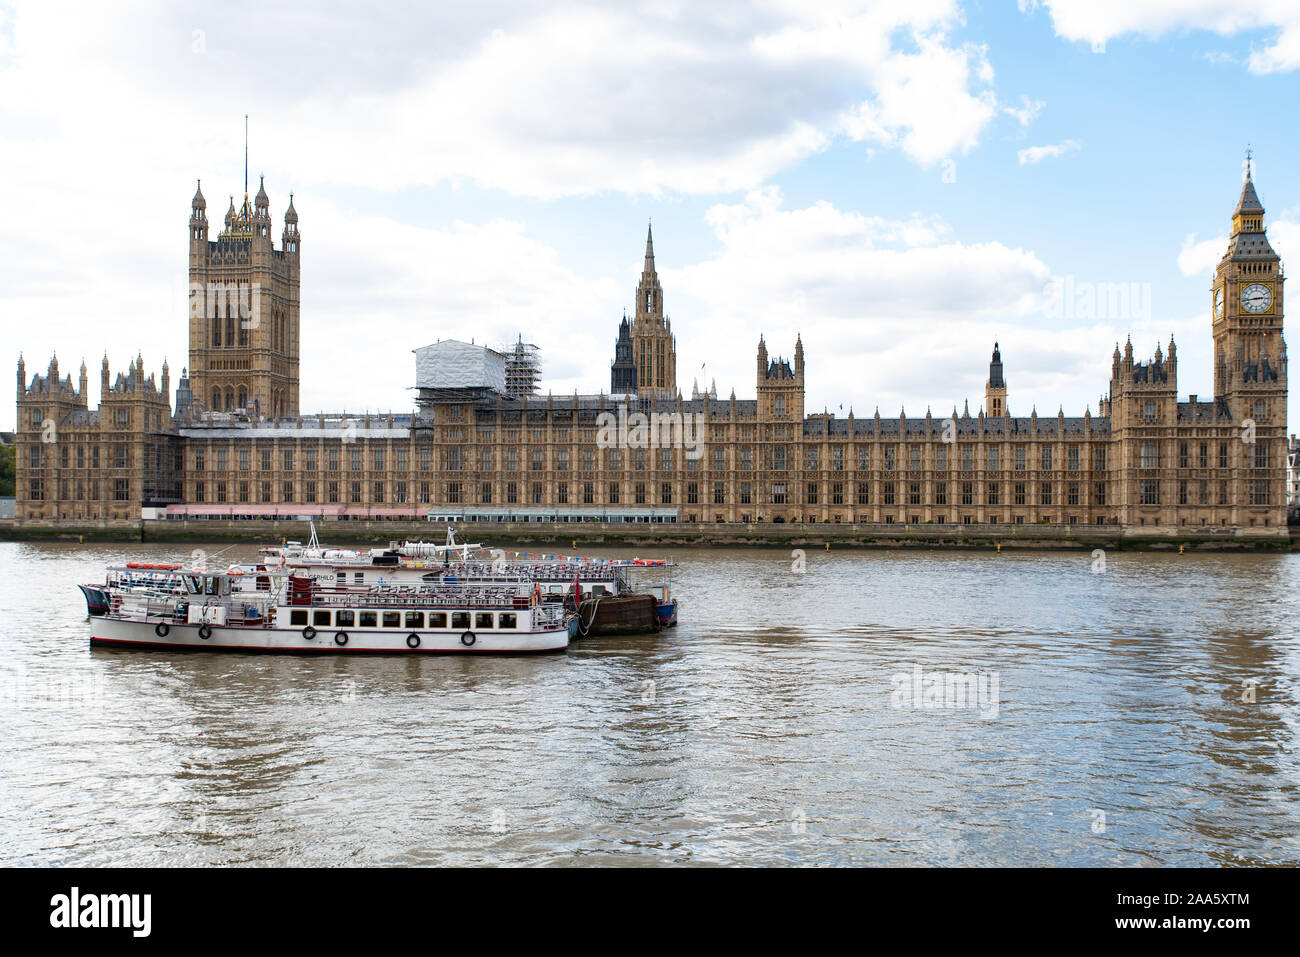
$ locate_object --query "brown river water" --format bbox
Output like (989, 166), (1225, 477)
(1, 540), (1297, 866)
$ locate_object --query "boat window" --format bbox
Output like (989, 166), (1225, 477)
(336, 610), (355, 627)
(451, 612), (470, 630)
(428, 612), (447, 628)
(359, 611), (377, 628)
(405, 611), (423, 628)
(336, 571), (345, 582)
(475, 612), (493, 630)
(313, 610), (332, 627)
(205, 576), (217, 595)
(354, 572), (364, 584)
(383, 612), (401, 628)
(499, 613), (517, 629)
(290, 610), (308, 626)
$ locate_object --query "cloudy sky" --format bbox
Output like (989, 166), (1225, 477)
(3, 0), (1299, 430)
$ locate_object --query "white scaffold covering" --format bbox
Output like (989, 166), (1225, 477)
(413, 340), (507, 392)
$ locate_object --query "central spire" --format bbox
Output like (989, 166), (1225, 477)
(644, 220), (655, 274)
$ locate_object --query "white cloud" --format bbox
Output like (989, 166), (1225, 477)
(664, 188), (1075, 416)
(835, 35), (1000, 165)
(1003, 95), (1046, 127)
(1177, 234), (1226, 276)
(1017, 139), (1081, 165)
(0, 1), (1012, 201)
(1025, 1), (1300, 73)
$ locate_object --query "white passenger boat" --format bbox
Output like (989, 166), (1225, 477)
(90, 568), (575, 654)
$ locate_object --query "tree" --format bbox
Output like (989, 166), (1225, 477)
(0, 443), (14, 497)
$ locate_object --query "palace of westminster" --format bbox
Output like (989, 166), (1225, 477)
(12, 163), (1290, 533)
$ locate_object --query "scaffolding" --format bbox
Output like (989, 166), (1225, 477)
(500, 336), (541, 397)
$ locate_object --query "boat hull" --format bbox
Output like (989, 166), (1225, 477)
(577, 593), (662, 636)
(89, 615), (569, 654)
(656, 599), (678, 627)
(78, 584), (110, 617)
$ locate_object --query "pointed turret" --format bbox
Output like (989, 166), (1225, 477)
(985, 341), (1008, 417)
(255, 175), (269, 216)
(1235, 155), (1264, 217)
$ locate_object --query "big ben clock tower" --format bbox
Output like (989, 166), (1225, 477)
(1211, 154), (1286, 409)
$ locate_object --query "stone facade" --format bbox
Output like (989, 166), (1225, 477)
(12, 169), (1290, 534)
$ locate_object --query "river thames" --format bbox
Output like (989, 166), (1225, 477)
(1, 540), (1297, 866)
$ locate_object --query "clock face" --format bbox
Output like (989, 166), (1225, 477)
(1241, 283), (1272, 314)
(1214, 287), (1224, 318)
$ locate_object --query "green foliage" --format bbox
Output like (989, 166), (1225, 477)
(0, 443), (13, 497)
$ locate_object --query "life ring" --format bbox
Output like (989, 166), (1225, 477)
(154, 622), (170, 638)
(198, 623), (212, 640)
(334, 631), (349, 646)
(407, 633), (421, 649)
(302, 625), (317, 640)
(460, 631), (476, 647)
